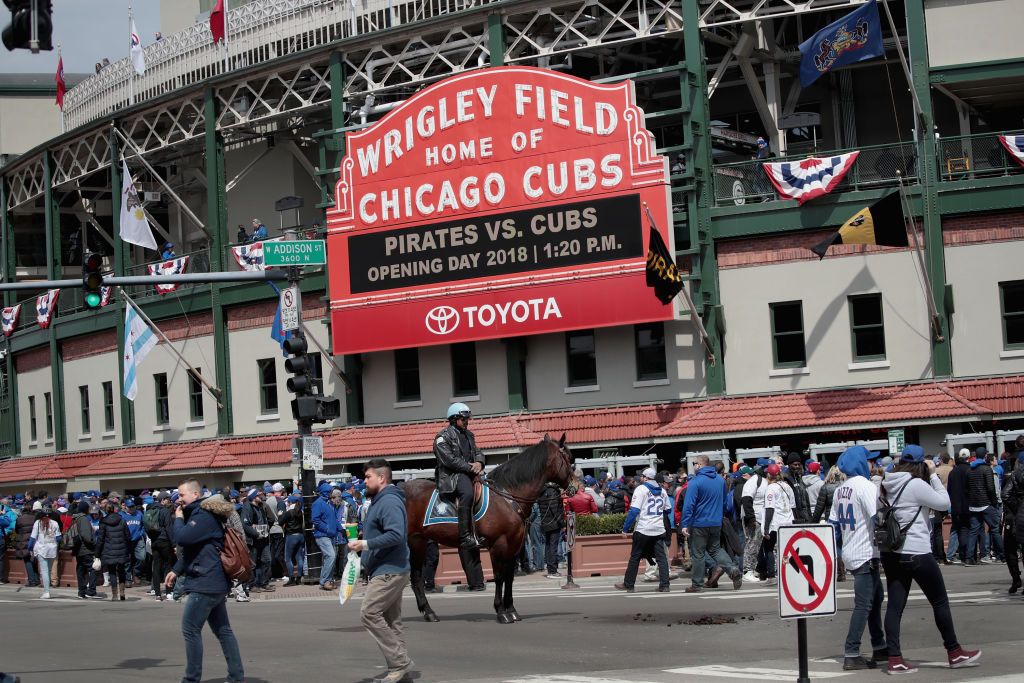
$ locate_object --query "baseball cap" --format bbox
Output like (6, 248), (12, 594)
(765, 463), (782, 476)
(807, 462), (821, 474)
(125, 497), (136, 507)
(287, 494), (301, 503)
(57, 506), (68, 513)
(975, 446), (988, 458)
(755, 458), (771, 467)
(272, 482), (285, 492)
(641, 467), (657, 479)
(158, 492), (171, 502)
(901, 445), (926, 463)
(739, 466), (754, 476)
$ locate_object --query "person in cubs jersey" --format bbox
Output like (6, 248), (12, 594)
(615, 468), (673, 592)
(829, 445), (886, 671)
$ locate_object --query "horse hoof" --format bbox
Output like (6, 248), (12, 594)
(496, 612), (513, 624)
(423, 611), (440, 623)
(509, 609), (521, 622)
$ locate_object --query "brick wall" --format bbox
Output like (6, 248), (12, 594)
(62, 330), (118, 361)
(942, 211), (1024, 247)
(717, 225), (920, 269)
(157, 312), (214, 341)
(15, 346), (50, 372)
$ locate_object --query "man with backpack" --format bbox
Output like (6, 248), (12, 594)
(165, 479), (245, 683)
(828, 445), (886, 671)
(69, 500), (100, 598)
(146, 493), (177, 600)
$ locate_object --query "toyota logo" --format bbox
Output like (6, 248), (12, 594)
(425, 305), (460, 335)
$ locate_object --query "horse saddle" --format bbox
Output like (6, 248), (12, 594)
(425, 482), (489, 527)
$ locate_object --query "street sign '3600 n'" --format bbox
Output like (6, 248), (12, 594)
(264, 240), (326, 266)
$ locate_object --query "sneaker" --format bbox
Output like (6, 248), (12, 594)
(655, 586), (670, 593)
(742, 572), (763, 583)
(545, 573), (561, 579)
(947, 557), (961, 565)
(87, 593), (104, 600)
(963, 560), (978, 567)
(684, 585), (703, 593)
(947, 647), (981, 668)
(153, 595), (164, 602)
(78, 594), (88, 600)
(235, 594), (251, 603)
(642, 575), (658, 583)
(146, 588), (157, 595)
(978, 557), (990, 565)
(844, 656), (875, 671)
(613, 582), (634, 593)
(170, 596), (183, 603)
(259, 584), (275, 592)
(40, 591), (51, 599)
(763, 577), (778, 586)
(731, 571), (743, 590)
(887, 657), (918, 675)
(1010, 578), (1021, 594)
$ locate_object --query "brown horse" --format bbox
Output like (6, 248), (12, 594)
(403, 434), (575, 624)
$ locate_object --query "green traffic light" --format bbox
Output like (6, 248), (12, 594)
(84, 292), (102, 308)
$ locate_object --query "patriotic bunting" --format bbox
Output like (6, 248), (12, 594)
(36, 289), (60, 329)
(231, 238), (280, 272)
(762, 151), (860, 205)
(1, 304), (21, 337)
(998, 135), (1024, 167)
(100, 286), (115, 307)
(146, 256), (190, 295)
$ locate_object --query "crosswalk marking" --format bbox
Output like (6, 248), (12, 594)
(664, 665), (852, 679)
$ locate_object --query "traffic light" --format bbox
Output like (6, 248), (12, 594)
(2, 0), (53, 52)
(82, 251), (104, 310)
(284, 336), (340, 423)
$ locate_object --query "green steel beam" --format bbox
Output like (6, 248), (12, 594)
(930, 58), (1024, 85)
(906, 0), (952, 377)
(1, 178), (12, 308)
(0, 177), (15, 456)
(488, 14), (505, 66)
(42, 152), (67, 450)
(4, 348), (18, 457)
(681, 0), (725, 395)
(111, 129), (134, 445)
(205, 88), (233, 436)
(937, 176), (1024, 214)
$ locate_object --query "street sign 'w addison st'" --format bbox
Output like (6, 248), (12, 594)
(326, 66), (674, 354)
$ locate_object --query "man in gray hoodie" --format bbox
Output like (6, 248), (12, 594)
(348, 458), (413, 683)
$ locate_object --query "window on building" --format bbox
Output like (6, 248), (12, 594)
(566, 330), (597, 386)
(770, 301), (806, 368)
(28, 395), (37, 442)
(154, 373), (169, 425)
(1001, 280), (1024, 349)
(44, 391), (53, 439)
(394, 348), (421, 402)
(258, 359), (278, 414)
(79, 385), (91, 434)
(634, 322), (667, 381)
(103, 381), (115, 432)
(188, 368), (204, 421)
(451, 342), (478, 396)
(849, 294), (886, 361)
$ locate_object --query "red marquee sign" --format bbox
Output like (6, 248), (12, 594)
(327, 66), (673, 354)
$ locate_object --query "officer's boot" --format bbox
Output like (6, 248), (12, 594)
(458, 501), (481, 550)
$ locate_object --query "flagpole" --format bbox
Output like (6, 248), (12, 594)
(879, 0), (923, 123)
(222, 0), (230, 74)
(121, 289), (224, 407)
(642, 202), (717, 365)
(57, 43), (64, 133)
(299, 319), (353, 392)
(896, 174), (943, 342)
(128, 6), (135, 106)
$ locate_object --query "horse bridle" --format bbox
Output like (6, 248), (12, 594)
(485, 441), (577, 516)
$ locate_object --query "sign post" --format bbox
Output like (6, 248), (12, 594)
(280, 284), (299, 332)
(778, 524), (838, 683)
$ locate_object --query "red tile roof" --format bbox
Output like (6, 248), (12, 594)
(2, 375), (1022, 485)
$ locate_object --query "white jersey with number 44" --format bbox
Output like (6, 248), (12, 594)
(828, 476), (879, 570)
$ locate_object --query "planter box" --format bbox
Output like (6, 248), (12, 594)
(571, 534), (634, 577)
(3, 549), (78, 588)
(435, 546), (494, 586)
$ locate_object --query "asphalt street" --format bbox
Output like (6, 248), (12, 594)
(0, 562), (1020, 683)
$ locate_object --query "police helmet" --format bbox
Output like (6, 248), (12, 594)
(447, 402), (471, 421)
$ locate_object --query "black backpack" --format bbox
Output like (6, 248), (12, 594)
(873, 480), (921, 553)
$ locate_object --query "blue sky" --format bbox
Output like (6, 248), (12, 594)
(2, 0), (162, 75)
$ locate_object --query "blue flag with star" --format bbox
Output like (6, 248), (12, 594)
(799, 1), (884, 87)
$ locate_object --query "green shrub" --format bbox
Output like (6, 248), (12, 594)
(575, 512), (627, 536)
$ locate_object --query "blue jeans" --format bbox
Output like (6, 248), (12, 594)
(966, 506), (1002, 561)
(528, 516), (544, 571)
(127, 538), (146, 581)
(688, 526), (737, 589)
(845, 559), (885, 657)
(180, 591), (244, 683)
(316, 536), (337, 585)
(284, 534), (305, 578)
(23, 557), (40, 586)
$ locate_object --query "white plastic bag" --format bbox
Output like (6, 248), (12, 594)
(92, 557), (102, 571)
(338, 550), (361, 606)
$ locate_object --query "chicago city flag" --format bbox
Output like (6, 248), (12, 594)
(810, 190), (908, 258)
(36, 289), (60, 329)
(1, 304), (21, 337)
(999, 135), (1024, 167)
(123, 304), (158, 401)
(147, 255), (190, 295)
(799, 1), (884, 87)
(762, 151), (860, 205)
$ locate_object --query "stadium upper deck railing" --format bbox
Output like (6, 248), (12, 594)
(712, 141), (919, 207)
(937, 131), (1024, 182)
(62, 0), (500, 131)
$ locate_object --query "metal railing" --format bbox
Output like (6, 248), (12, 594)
(713, 141), (919, 207)
(122, 249), (212, 301)
(62, 0), (500, 131)
(937, 131), (1024, 182)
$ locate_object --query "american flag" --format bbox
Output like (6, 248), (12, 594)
(1, 304), (21, 337)
(146, 256), (190, 295)
(36, 289), (60, 329)
(761, 151), (860, 205)
(999, 135), (1024, 168)
(231, 238), (280, 272)
(100, 286), (114, 307)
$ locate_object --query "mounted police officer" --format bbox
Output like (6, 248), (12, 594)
(434, 402), (485, 550)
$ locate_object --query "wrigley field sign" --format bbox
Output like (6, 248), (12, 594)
(326, 66), (674, 354)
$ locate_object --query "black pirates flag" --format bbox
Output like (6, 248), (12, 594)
(810, 190), (908, 259)
(645, 223), (683, 305)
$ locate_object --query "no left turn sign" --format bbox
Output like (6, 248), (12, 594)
(777, 524), (837, 619)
